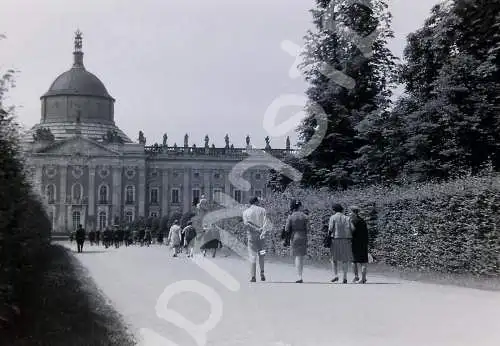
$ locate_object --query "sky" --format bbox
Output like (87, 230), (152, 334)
(1, 0), (439, 148)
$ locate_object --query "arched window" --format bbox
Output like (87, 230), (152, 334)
(72, 210), (81, 231)
(98, 211), (107, 230)
(99, 185), (108, 203)
(46, 184), (56, 203)
(72, 183), (82, 201)
(126, 185), (135, 203)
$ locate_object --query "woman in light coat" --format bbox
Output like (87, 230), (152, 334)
(168, 220), (182, 257)
(328, 203), (353, 284)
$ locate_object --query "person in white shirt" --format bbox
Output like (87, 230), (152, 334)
(328, 204), (354, 283)
(168, 220), (182, 257)
(242, 196), (270, 282)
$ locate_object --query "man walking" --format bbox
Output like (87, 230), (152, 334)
(243, 197), (270, 282)
(75, 224), (86, 253)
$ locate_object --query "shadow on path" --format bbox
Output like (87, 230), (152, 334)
(71, 250), (108, 254)
(265, 281), (401, 285)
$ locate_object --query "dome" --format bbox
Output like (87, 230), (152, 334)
(42, 68), (112, 99)
(41, 30), (113, 100)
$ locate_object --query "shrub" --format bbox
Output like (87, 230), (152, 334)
(210, 172), (500, 275)
(0, 108), (52, 327)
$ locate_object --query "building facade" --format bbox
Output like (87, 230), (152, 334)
(22, 31), (293, 233)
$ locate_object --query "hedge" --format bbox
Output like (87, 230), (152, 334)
(209, 172), (499, 276)
(1, 114), (52, 329)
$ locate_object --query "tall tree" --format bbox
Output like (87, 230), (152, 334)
(399, 0), (500, 180)
(297, 0), (398, 188)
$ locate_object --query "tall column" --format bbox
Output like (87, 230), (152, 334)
(138, 166), (146, 217)
(59, 165), (67, 231)
(88, 165), (96, 218)
(161, 169), (169, 216)
(183, 168), (190, 212)
(112, 166), (122, 223)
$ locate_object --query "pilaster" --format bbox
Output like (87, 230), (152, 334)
(112, 166), (122, 222)
(88, 165), (96, 217)
(161, 169), (169, 216)
(224, 170), (231, 204)
(34, 166), (43, 195)
(203, 169), (211, 200)
(138, 167), (146, 217)
(183, 167), (190, 212)
(59, 165), (67, 231)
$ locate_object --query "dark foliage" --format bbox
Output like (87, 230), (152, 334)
(1, 245), (136, 345)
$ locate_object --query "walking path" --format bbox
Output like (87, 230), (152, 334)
(66, 242), (500, 346)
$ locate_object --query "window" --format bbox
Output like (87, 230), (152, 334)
(99, 185), (108, 203)
(150, 211), (158, 218)
(254, 173), (262, 180)
(98, 211), (107, 230)
(193, 172), (200, 179)
(171, 188), (180, 204)
(213, 188), (222, 203)
(72, 183), (82, 201)
(254, 190), (263, 199)
(125, 210), (134, 223)
(46, 184), (55, 204)
(125, 186), (135, 203)
(150, 188), (159, 204)
(72, 210), (81, 231)
(192, 188), (201, 206)
(234, 190), (242, 203)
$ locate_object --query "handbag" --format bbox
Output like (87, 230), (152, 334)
(280, 226), (287, 240)
(322, 234), (332, 248)
(323, 222), (333, 248)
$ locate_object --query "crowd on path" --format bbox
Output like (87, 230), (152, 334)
(71, 195), (370, 284)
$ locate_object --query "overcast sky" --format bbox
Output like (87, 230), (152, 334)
(2, 0), (439, 148)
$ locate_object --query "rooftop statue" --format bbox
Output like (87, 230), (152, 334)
(33, 127), (55, 142)
(138, 131), (146, 145)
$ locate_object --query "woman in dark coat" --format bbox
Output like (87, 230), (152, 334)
(285, 199), (309, 283)
(350, 206), (368, 284)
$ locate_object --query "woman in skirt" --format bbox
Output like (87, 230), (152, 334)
(328, 203), (353, 284)
(285, 199), (309, 283)
(350, 206), (369, 283)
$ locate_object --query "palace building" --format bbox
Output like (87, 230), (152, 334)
(21, 31), (293, 233)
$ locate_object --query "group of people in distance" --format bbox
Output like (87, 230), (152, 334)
(70, 225), (153, 249)
(70, 194), (370, 284)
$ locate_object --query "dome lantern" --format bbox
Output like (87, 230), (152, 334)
(73, 29), (84, 68)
